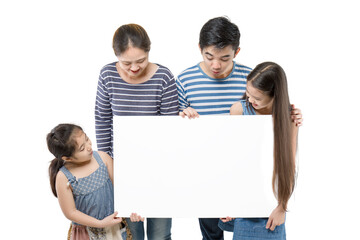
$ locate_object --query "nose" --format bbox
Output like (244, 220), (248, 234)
(86, 140), (92, 151)
(212, 60), (221, 69)
(130, 64), (140, 71)
(248, 96), (254, 104)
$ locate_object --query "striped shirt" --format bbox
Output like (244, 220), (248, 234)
(176, 62), (252, 115)
(95, 62), (179, 157)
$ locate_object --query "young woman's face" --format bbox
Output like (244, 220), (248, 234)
(200, 45), (239, 79)
(69, 130), (93, 164)
(246, 82), (274, 112)
(117, 46), (149, 78)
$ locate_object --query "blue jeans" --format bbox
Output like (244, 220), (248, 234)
(232, 218), (286, 240)
(199, 218), (224, 240)
(218, 219), (234, 232)
(125, 218), (172, 240)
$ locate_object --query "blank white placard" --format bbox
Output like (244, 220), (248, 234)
(113, 115), (277, 218)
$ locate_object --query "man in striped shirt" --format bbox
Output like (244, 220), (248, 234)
(176, 16), (250, 240)
(177, 17), (251, 119)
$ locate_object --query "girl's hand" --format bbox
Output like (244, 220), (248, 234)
(266, 205), (285, 231)
(220, 216), (234, 222)
(100, 212), (123, 228)
(130, 213), (144, 222)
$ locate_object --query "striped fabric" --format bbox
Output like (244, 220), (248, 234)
(176, 62), (252, 115)
(95, 62), (178, 157)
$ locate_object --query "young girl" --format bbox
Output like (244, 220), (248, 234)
(47, 123), (129, 240)
(226, 62), (298, 239)
(95, 24), (177, 240)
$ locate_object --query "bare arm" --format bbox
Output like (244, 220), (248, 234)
(98, 151), (114, 184)
(230, 101), (243, 115)
(56, 172), (122, 228)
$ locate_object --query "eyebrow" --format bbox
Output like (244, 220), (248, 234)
(205, 52), (231, 58)
(136, 57), (146, 62)
(246, 89), (261, 100)
(122, 57), (146, 64)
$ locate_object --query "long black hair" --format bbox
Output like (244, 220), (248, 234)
(246, 62), (296, 211)
(47, 123), (83, 197)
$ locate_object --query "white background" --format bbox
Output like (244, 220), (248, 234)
(0, 0), (359, 239)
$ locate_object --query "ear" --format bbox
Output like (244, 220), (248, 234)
(234, 47), (241, 57)
(198, 43), (202, 53)
(62, 156), (72, 162)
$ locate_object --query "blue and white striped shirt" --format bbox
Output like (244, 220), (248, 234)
(176, 62), (252, 115)
(95, 62), (179, 157)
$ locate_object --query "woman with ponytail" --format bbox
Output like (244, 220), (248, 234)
(47, 123), (129, 239)
(224, 62), (298, 239)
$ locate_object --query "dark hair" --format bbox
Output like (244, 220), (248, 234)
(47, 123), (83, 197)
(199, 16), (240, 51)
(246, 62), (296, 211)
(112, 24), (151, 56)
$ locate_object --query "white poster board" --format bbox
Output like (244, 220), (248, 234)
(113, 115), (277, 218)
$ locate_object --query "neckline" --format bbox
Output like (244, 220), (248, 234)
(197, 61), (236, 81)
(115, 62), (160, 85)
(62, 151), (102, 181)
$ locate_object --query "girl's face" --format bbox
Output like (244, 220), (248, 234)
(246, 82), (274, 112)
(117, 46), (149, 79)
(68, 130), (93, 164)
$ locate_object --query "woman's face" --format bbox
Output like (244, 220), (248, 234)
(246, 82), (274, 112)
(117, 46), (149, 79)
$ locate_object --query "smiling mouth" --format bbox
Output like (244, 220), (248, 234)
(131, 69), (140, 74)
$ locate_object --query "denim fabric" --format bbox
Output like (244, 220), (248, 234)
(125, 218), (172, 240)
(199, 218), (224, 240)
(60, 151), (114, 225)
(232, 218), (286, 240)
(218, 219), (234, 232)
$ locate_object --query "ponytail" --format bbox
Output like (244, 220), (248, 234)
(46, 123), (83, 198)
(49, 158), (64, 197)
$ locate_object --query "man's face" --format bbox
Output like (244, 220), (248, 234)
(200, 45), (240, 79)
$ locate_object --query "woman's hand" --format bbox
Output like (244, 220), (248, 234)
(266, 205), (285, 231)
(130, 213), (144, 222)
